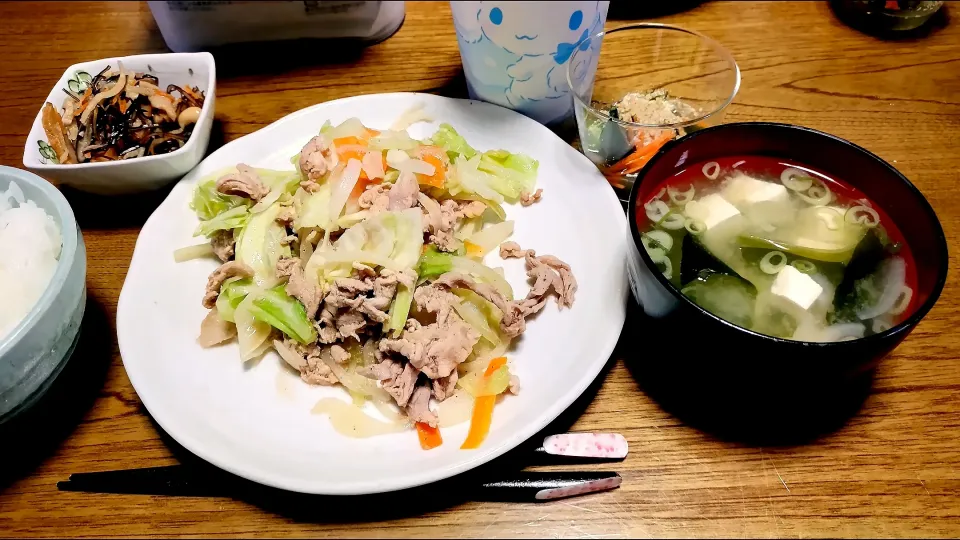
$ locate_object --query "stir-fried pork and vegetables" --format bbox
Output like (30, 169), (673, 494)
(176, 116), (577, 450)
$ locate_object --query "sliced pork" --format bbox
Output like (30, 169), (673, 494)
(276, 257), (324, 318)
(298, 135), (338, 189)
(209, 229), (235, 262)
(202, 260), (254, 309)
(216, 164), (269, 200)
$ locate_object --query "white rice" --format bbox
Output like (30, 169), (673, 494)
(0, 181), (62, 341)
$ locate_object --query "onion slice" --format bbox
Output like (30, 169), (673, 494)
(857, 257), (906, 320)
(814, 206), (843, 231)
(312, 398), (408, 438)
(173, 243), (214, 262)
(362, 150), (385, 180)
(328, 158), (363, 222)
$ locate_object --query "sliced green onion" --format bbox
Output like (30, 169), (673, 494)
(845, 205), (880, 228)
(658, 257), (673, 280)
(797, 181), (833, 206)
(887, 285), (913, 316)
(702, 161), (720, 180)
(645, 247), (666, 263)
(760, 250), (787, 274)
(780, 167), (814, 192)
(645, 199), (670, 223)
(658, 212), (686, 230)
(684, 218), (706, 235)
(641, 234), (668, 262)
(790, 259), (817, 274)
(668, 185), (695, 205)
(645, 230), (673, 251)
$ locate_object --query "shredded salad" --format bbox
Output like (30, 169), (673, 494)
(177, 110), (578, 450)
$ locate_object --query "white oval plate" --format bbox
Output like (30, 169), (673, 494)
(117, 93), (627, 495)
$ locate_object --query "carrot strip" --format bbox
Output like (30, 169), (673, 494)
(460, 396), (495, 449)
(417, 145), (448, 162)
(338, 149), (366, 163)
(416, 422), (443, 450)
(460, 356), (509, 450)
(605, 130), (675, 176)
(334, 136), (365, 147)
(350, 176), (371, 199)
(485, 356), (507, 376)
(464, 240), (484, 258)
(417, 152), (446, 188)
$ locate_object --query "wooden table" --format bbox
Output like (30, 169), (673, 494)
(1, 1), (958, 537)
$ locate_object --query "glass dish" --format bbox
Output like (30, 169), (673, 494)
(567, 23), (740, 200)
(831, 0), (944, 33)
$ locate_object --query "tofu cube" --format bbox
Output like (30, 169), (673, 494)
(684, 193), (741, 230)
(771, 265), (824, 310)
(722, 173), (789, 206)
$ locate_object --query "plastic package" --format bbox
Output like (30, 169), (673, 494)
(147, 1), (405, 52)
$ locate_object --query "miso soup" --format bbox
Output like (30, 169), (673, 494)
(637, 156), (918, 342)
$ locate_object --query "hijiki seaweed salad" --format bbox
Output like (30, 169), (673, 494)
(40, 63), (205, 164)
(175, 109), (576, 450)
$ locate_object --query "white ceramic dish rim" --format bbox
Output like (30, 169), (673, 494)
(22, 52), (216, 172)
(118, 92), (628, 494)
(0, 166), (79, 358)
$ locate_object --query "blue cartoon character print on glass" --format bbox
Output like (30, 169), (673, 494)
(451, 1), (609, 125)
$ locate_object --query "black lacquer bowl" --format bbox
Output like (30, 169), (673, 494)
(625, 123), (948, 385)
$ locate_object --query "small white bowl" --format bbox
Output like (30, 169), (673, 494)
(22, 52), (216, 195)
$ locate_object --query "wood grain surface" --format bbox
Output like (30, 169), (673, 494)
(1, 1), (959, 538)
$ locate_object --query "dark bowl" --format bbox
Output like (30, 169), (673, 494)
(625, 122), (948, 386)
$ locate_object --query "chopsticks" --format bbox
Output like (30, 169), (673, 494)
(58, 433), (627, 502)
